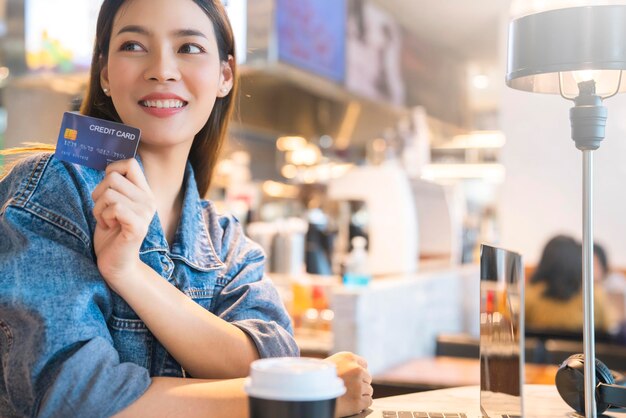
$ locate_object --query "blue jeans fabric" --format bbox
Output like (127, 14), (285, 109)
(0, 153), (298, 417)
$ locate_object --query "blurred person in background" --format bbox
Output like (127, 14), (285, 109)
(525, 235), (618, 335)
(594, 242), (626, 340)
(594, 242), (610, 282)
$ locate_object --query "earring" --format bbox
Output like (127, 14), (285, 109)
(221, 87), (228, 93)
(103, 87), (109, 94)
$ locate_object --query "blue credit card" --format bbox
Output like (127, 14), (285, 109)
(54, 112), (141, 171)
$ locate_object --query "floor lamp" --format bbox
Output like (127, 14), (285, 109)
(506, 3), (626, 417)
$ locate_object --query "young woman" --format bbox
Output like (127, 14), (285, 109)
(0, 0), (372, 416)
(525, 235), (618, 335)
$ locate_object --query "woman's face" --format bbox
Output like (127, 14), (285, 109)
(101, 0), (232, 151)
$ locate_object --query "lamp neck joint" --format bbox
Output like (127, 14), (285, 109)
(574, 91), (603, 107)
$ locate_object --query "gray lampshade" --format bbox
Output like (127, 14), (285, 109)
(506, 5), (626, 94)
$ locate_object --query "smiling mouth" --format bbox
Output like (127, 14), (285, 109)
(139, 99), (188, 109)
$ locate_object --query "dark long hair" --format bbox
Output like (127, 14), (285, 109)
(530, 235), (582, 300)
(594, 242), (609, 277)
(80, 0), (237, 196)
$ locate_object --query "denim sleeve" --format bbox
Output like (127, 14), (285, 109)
(0, 159), (151, 418)
(211, 216), (299, 359)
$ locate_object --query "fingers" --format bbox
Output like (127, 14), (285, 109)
(337, 377), (373, 416)
(358, 394), (373, 412)
(93, 184), (154, 236)
(329, 352), (373, 416)
(354, 355), (368, 369)
(93, 187), (136, 229)
(93, 159), (152, 200)
(334, 352), (374, 416)
(101, 199), (144, 238)
(329, 353), (370, 379)
(92, 171), (142, 203)
(363, 373), (373, 385)
(106, 158), (151, 192)
(327, 351), (368, 369)
(341, 362), (370, 381)
(343, 370), (373, 395)
(92, 158), (156, 230)
(361, 394), (373, 411)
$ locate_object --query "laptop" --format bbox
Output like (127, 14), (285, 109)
(360, 244), (524, 418)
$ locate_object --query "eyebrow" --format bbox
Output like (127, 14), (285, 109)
(116, 25), (208, 39)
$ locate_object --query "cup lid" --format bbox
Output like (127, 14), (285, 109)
(244, 357), (346, 401)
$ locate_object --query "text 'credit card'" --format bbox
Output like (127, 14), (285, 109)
(55, 112), (141, 171)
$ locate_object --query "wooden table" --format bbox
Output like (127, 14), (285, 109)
(357, 384), (626, 417)
(372, 356), (559, 397)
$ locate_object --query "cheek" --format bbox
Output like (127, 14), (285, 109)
(189, 68), (220, 96)
(107, 60), (137, 90)
(187, 68), (220, 123)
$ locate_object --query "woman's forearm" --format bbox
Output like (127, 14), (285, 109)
(110, 262), (259, 378)
(113, 377), (248, 418)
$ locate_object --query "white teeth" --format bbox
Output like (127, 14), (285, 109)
(141, 100), (185, 109)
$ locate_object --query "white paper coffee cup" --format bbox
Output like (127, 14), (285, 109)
(244, 357), (346, 418)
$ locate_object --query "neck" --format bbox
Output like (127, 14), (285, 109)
(138, 144), (190, 244)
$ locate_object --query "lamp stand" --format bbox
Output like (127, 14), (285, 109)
(506, 4), (626, 416)
(570, 87), (607, 418)
(582, 149), (596, 418)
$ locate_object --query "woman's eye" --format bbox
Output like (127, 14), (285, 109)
(179, 43), (204, 54)
(120, 42), (144, 52)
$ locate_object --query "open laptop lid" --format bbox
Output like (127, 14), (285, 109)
(480, 244), (525, 417)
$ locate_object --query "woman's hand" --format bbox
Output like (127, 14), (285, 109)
(92, 159), (156, 290)
(325, 352), (373, 417)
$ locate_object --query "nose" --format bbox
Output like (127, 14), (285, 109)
(144, 47), (181, 82)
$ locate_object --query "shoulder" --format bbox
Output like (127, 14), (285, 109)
(593, 284), (609, 303)
(525, 282), (546, 303)
(201, 201), (264, 265)
(1, 153), (103, 247)
(2, 152), (102, 201)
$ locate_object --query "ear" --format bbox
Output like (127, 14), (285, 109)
(217, 55), (234, 98)
(100, 59), (111, 96)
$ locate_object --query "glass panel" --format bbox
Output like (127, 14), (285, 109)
(480, 244), (525, 417)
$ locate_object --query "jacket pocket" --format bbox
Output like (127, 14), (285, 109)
(182, 269), (217, 311)
(184, 286), (214, 311)
(108, 315), (152, 369)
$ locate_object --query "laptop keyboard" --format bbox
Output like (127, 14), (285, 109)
(382, 413), (466, 418)
(382, 412), (521, 418)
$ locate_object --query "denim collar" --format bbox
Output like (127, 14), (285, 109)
(138, 158), (224, 271)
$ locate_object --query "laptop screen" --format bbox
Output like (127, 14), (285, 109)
(480, 244), (525, 417)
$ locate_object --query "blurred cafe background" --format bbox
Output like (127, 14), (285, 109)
(1, 0), (626, 397)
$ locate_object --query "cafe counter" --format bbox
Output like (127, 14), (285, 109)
(274, 264), (480, 375)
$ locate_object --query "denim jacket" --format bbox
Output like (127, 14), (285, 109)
(0, 153), (299, 418)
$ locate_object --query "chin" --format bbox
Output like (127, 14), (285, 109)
(139, 136), (193, 149)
